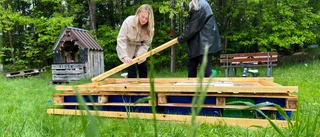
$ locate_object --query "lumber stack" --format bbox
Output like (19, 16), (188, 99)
(47, 77), (298, 128)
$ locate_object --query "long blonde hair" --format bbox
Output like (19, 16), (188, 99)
(134, 4), (154, 37)
(191, 0), (199, 11)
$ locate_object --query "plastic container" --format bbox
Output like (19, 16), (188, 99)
(212, 69), (218, 77)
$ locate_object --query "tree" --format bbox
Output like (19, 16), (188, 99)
(215, 0), (320, 53)
(88, 0), (97, 39)
(170, 0), (176, 72)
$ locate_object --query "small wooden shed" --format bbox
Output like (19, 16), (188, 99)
(52, 26), (104, 82)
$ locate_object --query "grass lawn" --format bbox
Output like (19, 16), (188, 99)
(0, 53), (319, 136)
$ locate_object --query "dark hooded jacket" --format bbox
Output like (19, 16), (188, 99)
(178, 0), (221, 59)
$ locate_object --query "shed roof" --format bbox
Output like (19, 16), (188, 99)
(52, 26), (103, 51)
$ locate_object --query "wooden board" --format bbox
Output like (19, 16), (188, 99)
(91, 38), (178, 82)
(55, 77), (298, 94)
(47, 109), (292, 128)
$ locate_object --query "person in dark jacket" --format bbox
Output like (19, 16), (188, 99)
(178, 0), (221, 77)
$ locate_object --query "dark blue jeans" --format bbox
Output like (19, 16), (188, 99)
(187, 53), (213, 78)
(127, 59), (148, 78)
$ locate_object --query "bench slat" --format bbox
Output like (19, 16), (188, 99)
(220, 57), (277, 63)
(221, 64), (277, 68)
(220, 52), (278, 58)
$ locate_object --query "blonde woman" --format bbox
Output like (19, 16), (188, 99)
(178, 0), (221, 77)
(117, 4), (154, 78)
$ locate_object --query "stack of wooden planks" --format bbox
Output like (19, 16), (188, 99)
(47, 38), (298, 128)
(47, 77), (298, 128)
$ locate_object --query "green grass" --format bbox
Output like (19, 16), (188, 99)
(0, 58), (320, 136)
(302, 46), (320, 53)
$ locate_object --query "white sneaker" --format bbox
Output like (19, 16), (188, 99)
(121, 73), (128, 78)
(248, 70), (258, 73)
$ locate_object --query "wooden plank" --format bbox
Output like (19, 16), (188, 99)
(55, 84), (298, 93)
(99, 77), (272, 84)
(59, 77), (274, 88)
(220, 64), (277, 68)
(52, 102), (296, 111)
(220, 58), (277, 63)
(47, 109), (292, 128)
(52, 70), (84, 75)
(91, 38), (179, 82)
(55, 83), (99, 91)
(220, 52), (278, 58)
(52, 63), (84, 69)
(94, 85), (299, 93)
(258, 80), (282, 86)
(54, 103), (151, 106)
(156, 104), (296, 111)
(56, 77), (274, 90)
(54, 91), (150, 96)
(53, 91), (296, 100)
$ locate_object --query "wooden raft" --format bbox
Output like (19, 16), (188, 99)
(48, 77), (298, 128)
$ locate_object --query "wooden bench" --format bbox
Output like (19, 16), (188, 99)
(220, 52), (278, 77)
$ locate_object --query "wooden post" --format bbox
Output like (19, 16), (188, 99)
(158, 94), (167, 104)
(54, 95), (64, 104)
(286, 97), (298, 109)
(98, 95), (108, 103)
(216, 97), (226, 106)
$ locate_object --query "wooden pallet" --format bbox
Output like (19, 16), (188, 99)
(52, 91), (297, 110)
(54, 77), (298, 93)
(53, 92), (151, 106)
(6, 68), (45, 78)
(52, 63), (85, 81)
(51, 93), (296, 120)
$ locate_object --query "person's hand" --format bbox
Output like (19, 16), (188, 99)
(123, 56), (133, 64)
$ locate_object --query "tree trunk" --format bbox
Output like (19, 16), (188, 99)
(88, 0), (97, 39)
(117, 0), (123, 25)
(170, 0), (176, 72)
(107, 0), (115, 27)
(2, 1), (15, 66)
(217, 0), (230, 54)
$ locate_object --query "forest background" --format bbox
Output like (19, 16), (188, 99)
(0, 0), (319, 72)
